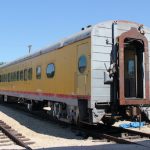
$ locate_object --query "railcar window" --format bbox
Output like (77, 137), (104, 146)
(4, 74), (6, 82)
(13, 72), (15, 81)
(78, 55), (87, 73)
(8, 73), (11, 82)
(3, 74), (5, 82)
(1, 75), (3, 82)
(1, 75), (4, 82)
(14, 72), (17, 81)
(128, 59), (135, 77)
(17, 71), (20, 81)
(4, 74), (8, 82)
(46, 63), (55, 78)
(11, 72), (15, 81)
(3, 75), (4, 82)
(2, 74), (5, 82)
(28, 68), (32, 80)
(24, 69), (28, 81)
(20, 70), (23, 81)
(6, 74), (8, 82)
(36, 66), (41, 79)
(15, 72), (17, 81)
(0, 75), (2, 82)
(11, 73), (13, 81)
(12, 72), (14, 81)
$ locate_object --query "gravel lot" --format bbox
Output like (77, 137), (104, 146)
(0, 104), (150, 150)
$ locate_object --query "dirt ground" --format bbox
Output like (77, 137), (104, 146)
(0, 104), (150, 150)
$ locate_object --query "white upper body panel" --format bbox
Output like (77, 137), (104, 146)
(90, 20), (150, 108)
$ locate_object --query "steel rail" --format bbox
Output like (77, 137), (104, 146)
(111, 125), (150, 138)
(1, 103), (150, 148)
(0, 121), (32, 150)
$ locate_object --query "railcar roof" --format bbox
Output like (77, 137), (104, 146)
(0, 26), (93, 68)
(0, 20), (149, 68)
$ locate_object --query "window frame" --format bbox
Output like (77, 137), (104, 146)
(28, 68), (32, 80)
(8, 73), (11, 82)
(20, 70), (24, 81)
(36, 66), (41, 79)
(78, 55), (87, 73)
(24, 69), (28, 81)
(17, 71), (20, 81)
(46, 63), (55, 78)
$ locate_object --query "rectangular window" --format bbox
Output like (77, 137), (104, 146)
(13, 72), (16, 81)
(15, 72), (17, 81)
(2, 74), (4, 82)
(11, 73), (13, 81)
(8, 73), (11, 82)
(20, 70), (23, 81)
(4, 74), (8, 82)
(28, 68), (32, 80)
(36, 66), (41, 79)
(24, 69), (28, 81)
(17, 71), (20, 81)
(3, 74), (5, 82)
(128, 59), (135, 77)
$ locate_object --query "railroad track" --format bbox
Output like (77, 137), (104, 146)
(0, 120), (34, 150)
(1, 102), (150, 148)
(79, 123), (150, 148)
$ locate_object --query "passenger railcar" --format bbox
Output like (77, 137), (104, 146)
(0, 20), (150, 125)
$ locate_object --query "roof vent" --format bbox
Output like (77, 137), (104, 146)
(87, 25), (91, 28)
(81, 25), (92, 31)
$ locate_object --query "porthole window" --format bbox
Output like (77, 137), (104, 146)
(36, 66), (41, 79)
(78, 55), (87, 73)
(46, 63), (55, 78)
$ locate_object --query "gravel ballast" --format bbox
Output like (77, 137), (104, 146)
(0, 104), (150, 150)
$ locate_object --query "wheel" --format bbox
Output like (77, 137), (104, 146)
(101, 116), (116, 126)
(27, 103), (33, 111)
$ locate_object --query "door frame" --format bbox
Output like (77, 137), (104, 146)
(119, 27), (150, 105)
(76, 43), (89, 96)
(124, 48), (137, 98)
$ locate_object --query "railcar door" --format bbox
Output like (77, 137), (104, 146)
(118, 27), (150, 105)
(76, 43), (90, 96)
(124, 39), (144, 98)
(124, 47), (137, 97)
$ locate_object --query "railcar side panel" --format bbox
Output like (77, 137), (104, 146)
(0, 38), (91, 106)
(1, 20), (150, 125)
(91, 26), (112, 108)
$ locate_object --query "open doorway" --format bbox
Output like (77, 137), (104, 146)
(124, 38), (144, 98)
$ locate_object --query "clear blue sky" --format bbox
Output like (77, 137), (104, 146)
(0, 0), (150, 62)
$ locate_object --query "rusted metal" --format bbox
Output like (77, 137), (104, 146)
(119, 27), (150, 105)
(80, 122), (150, 148)
(111, 125), (150, 138)
(101, 133), (136, 144)
(0, 120), (32, 150)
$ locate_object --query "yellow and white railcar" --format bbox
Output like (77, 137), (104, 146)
(0, 20), (150, 125)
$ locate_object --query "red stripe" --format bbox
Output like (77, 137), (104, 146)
(0, 89), (90, 100)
